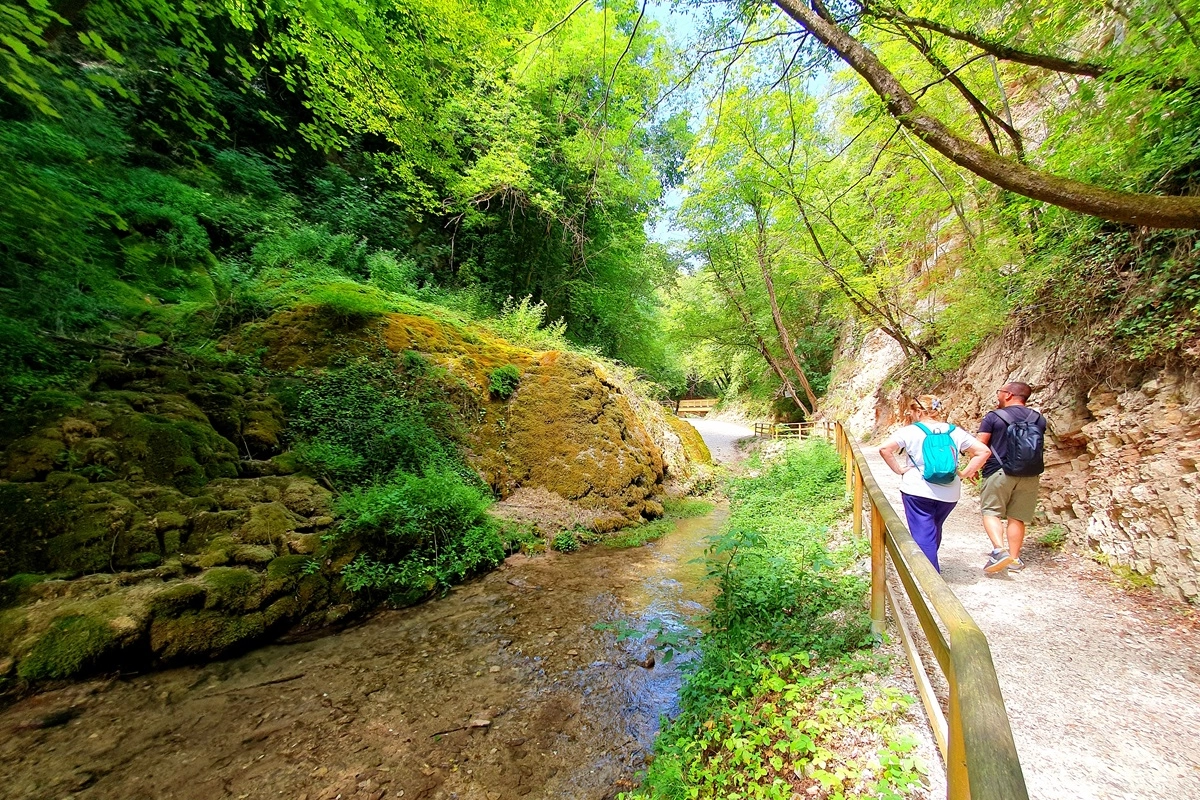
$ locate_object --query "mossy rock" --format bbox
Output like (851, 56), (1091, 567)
(0, 574), (48, 609)
(230, 544), (277, 566)
(148, 582), (208, 618)
(188, 510), (246, 551)
(107, 412), (238, 493)
(237, 502), (306, 545)
(471, 351), (665, 525)
(296, 570), (331, 610)
(148, 609), (266, 661)
(16, 614), (119, 681)
(263, 596), (301, 628)
(665, 414), (713, 466)
(0, 431), (68, 481)
(264, 555), (312, 598)
(200, 567), (263, 612)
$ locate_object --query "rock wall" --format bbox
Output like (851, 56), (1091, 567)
(825, 323), (1200, 603)
(0, 306), (690, 689)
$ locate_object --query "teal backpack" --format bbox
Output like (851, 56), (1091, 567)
(912, 422), (959, 484)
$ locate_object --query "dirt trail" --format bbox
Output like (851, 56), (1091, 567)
(0, 510), (725, 800)
(861, 446), (1200, 799)
(683, 418), (753, 464)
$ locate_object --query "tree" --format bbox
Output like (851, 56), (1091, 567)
(770, 0), (1200, 228)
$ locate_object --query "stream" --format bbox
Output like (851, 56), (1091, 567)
(0, 508), (728, 800)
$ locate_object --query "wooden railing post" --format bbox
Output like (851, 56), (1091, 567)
(844, 439), (854, 496)
(852, 465), (864, 540)
(948, 679), (971, 799)
(869, 497), (886, 635)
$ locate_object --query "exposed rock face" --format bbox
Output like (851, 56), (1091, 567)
(826, 323), (1200, 603)
(1, 307), (687, 688)
(379, 314), (671, 529)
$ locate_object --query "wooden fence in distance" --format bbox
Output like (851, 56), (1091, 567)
(751, 420), (829, 439)
(676, 398), (719, 416)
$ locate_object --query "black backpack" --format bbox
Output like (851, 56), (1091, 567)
(994, 407), (1045, 477)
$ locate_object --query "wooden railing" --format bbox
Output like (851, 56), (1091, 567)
(751, 420), (828, 439)
(829, 422), (1028, 800)
(676, 398), (719, 416)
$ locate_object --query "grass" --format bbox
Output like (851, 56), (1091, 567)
(662, 497), (715, 518)
(604, 519), (676, 549)
(603, 497), (717, 549)
(622, 440), (928, 800)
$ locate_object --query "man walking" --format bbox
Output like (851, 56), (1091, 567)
(962, 382), (1047, 575)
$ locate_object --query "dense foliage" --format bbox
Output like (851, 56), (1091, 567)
(662, 0), (1200, 404)
(0, 0), (691, 407)
(627, 442), (924, 799)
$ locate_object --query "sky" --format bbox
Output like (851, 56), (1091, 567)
(645, 1), (700, 246)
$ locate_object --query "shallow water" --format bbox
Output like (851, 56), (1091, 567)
(0, 508), (727, 800)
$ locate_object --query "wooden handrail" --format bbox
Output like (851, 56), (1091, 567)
(829, 421), (1028, 800)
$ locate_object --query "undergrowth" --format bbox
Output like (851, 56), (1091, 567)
(624, 441), (927, 799)
(292, 355), (503, 605)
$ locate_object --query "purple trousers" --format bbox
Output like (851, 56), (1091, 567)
(900, 493), (956, 572)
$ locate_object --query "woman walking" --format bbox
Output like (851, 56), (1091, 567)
(878, 395), (991, 572)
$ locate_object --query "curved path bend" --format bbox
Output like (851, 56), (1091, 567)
(860, 446), (1200, 800)
(682, 418), (753, 464)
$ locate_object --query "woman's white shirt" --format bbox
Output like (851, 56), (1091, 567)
(887, 422), (982, 503)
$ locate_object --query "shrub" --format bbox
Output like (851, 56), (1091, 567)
(551, 528), (579, 553)
(1037, 525), (1067, 551)
(334, 470), (504, 603)
(487, 295), (569, 350)
(291, 359), (465, 487)
(488, 364), (521, 399)
(627, 441), (920, 799)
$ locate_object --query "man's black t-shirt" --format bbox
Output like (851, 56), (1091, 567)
(978, 405), (1046, 478)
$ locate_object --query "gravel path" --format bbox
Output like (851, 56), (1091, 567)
(682, 418), (753, 464)
(861, 445), (1200, 799)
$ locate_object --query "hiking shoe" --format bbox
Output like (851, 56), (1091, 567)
(1008, 557), (1025, 572)
(984, 549), (1015, 575)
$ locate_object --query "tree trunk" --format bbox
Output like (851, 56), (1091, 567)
(752, 207), (821, 411)
(773, 0), (1200, 229)
(707, 255), (813, 416)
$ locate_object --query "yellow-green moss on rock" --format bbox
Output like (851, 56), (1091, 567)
(16, 615), (118, 680)
(472, 351), (666, 527)
(666, 415), (712, 466)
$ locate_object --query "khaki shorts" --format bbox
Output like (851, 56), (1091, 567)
(980, 471), (1040, 523)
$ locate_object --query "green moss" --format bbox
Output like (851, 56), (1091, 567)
(130, 551), (162, 568)
(17, 615), (118, 681)
(264, 555), (311, 597)
(0, 573), (48, 608)
(263, 596), (300, 628)
(200, 567), (263, 612)
(0, 608), (30, 651)
(268, 451), (301, 475)
(148, 610), (266, 661)
(239, 502), (303, 545)
(296, 571), (331, 610)
(148, 582), (207, 618)
(231, 544), (276, 565)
